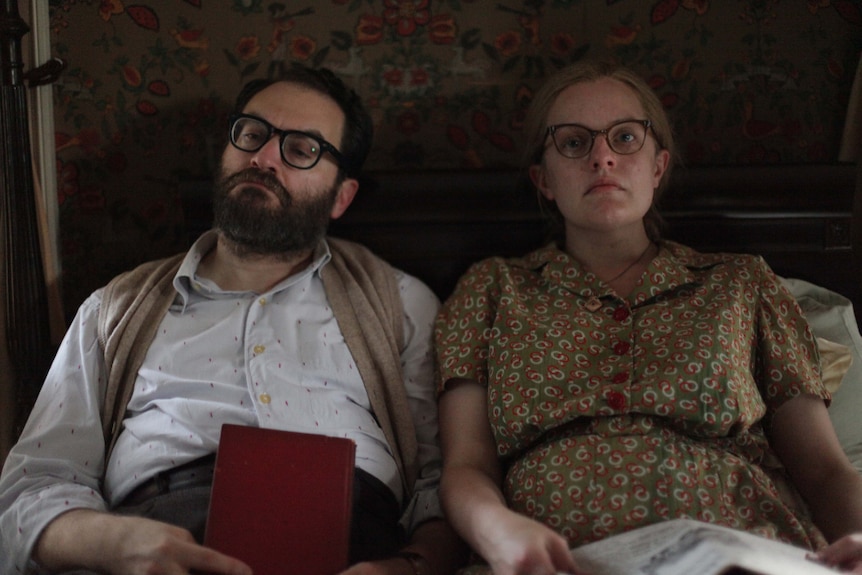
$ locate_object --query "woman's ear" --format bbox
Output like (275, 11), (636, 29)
(529, 163), (555, 201)
(652, 149), (670, 190)
(330, 177), (359, 220)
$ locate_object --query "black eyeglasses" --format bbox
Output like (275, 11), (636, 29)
(546, 119), (653, 159)
(228, 113), (347, 170)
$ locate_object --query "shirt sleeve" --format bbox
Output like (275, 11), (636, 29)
(392, 270), (446, 533)
(0, 290), (110, 574)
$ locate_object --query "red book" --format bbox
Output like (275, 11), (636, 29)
(204, 424), (356, 575)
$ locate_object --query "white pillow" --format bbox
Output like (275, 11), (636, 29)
(782, 277), (862, 472)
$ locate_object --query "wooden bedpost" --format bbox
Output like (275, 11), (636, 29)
(0, 0), (57, 437)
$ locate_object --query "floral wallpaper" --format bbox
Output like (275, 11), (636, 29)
(47, 0), (861, 317)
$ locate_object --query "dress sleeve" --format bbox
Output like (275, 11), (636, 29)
(434, 257), (502, 393)
(752, 257), (829, 411)
(0, 290), (110, 574)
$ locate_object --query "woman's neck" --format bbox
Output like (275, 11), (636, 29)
(565, 230), (656, 296)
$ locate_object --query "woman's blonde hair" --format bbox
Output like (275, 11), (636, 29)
(523, 60), (676, 241)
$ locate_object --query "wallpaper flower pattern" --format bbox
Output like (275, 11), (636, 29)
(47, 0), (861, 316)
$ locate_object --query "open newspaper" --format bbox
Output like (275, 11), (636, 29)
(569, 519), (839, 575)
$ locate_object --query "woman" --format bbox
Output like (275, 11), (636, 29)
(434, 60), (862, 575)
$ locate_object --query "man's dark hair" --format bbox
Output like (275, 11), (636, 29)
(233, 65), (373, 178)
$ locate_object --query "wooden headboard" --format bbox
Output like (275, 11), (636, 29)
(180, 163), (861, 313)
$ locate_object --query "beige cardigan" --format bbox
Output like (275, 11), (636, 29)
(97, 237), (419, 496)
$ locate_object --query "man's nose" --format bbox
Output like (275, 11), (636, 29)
(249, 134), (283, 169)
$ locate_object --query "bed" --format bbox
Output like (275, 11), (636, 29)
(180, 162), (862, 469)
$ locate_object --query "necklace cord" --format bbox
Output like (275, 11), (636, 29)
(602, 242), (654, 284)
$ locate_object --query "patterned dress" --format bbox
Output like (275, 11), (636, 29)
(435, 241), (829, 570)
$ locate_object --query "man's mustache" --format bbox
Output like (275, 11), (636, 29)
(222, 168), (290, 203)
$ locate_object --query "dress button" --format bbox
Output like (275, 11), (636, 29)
(607, 391), (626, 410)
(259, 393), (271, 404)
(612, 371), (629, 384)
(613, 341), (631, 355)
(253, 344), (266, 355)
(612, 307), (630, 321)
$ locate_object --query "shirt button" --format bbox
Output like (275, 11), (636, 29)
(612, 307), (630, 321)
(259, 297), (267, 306)
(612, 371), (629, 384)
(259, 393), (271, 404)
(613, 341), (631, 355)
(607, 391), (627, 410)
(253, 344), (266, 355)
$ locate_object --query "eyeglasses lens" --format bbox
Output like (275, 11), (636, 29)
(231, 117), (270, 153)
(281, 134), (321, 169)
(230, 116), (323, 169)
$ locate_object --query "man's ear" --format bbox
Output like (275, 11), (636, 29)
(330, 177), (359, 220)
(529, 163), (555, 201)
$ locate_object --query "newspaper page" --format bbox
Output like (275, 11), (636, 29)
(569, 519), (839, 575)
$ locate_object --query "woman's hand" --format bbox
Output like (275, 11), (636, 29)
(813, 534), (862, 574)
(478, 509), (584, 575)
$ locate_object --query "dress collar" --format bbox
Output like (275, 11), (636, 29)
(518, 241), (710, 307)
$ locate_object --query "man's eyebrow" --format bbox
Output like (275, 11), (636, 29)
(242, 111), (331, 140)
(278, 125), (331, 143)
(300, 127), (328, 140)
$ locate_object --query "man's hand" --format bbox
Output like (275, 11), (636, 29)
(34, 509), (252, 575)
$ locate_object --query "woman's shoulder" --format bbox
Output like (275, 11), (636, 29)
(448, 243), (563, 296)
(456, 243), (562, 281)
(661, 239), (769, 269)
(477, 242), (563, 270)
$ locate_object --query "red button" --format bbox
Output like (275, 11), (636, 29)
(612, 371), (629, 384)
(613, 341), (631, 355)
(612, 307), (630, 321)
(607, 391), (626, 410)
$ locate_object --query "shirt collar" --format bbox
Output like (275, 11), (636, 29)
(172, 230), (332, 308)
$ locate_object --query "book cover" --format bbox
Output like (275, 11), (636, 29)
(204, 424), (356, 575)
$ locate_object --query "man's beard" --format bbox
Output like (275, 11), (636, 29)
(212, 167), (338, 258)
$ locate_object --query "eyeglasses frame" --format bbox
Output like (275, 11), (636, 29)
(228, 113), (347, 171)
(545, 119), (654, 159)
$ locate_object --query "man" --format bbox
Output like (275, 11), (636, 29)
(0, 66), (463, 575)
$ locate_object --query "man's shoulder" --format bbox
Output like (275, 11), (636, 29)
(326, 236), (388, 264)
(110, 252), (186, 284)
(98, 252), (186, 338)
(326, 236), (438, 304)
(324, 235), (398, 288)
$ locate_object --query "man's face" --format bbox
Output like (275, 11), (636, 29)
(213, 82), (358, 257)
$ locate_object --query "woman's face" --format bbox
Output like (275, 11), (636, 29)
(530, 77), (670, 238)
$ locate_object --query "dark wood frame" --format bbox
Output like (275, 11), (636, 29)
(1, 0), (60, 434)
